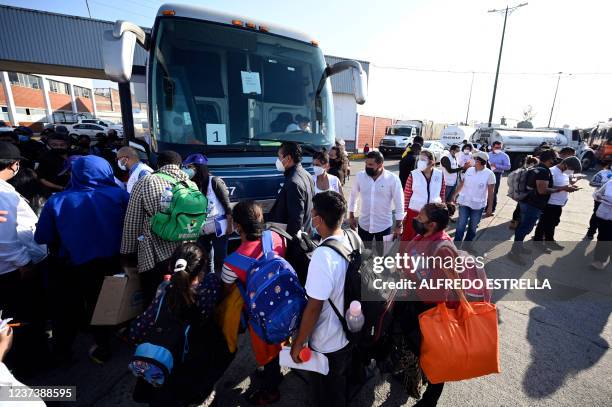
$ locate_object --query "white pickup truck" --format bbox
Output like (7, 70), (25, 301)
(378, 120), (423, 156)
(471, 127), (596, 170)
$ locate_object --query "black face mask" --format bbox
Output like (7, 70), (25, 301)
(365, 167), (378, 177)
(412, 218), (428, 235)
(52, 148), (68, 155)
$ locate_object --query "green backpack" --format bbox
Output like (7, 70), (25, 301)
(150, 173), (208, 242)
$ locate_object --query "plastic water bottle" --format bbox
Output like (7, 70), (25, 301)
(345, 300), (365, 333)
(155, 274), (172, 299)
(160, 187), (173, 212)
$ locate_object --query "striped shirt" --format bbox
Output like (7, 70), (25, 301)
(221, 231), (286, 284)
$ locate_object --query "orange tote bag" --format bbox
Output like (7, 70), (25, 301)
(418, 275), (500, 384)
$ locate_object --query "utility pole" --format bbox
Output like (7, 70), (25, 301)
(547, 72), (563, 128)
(487, 2), (528, 128)
(465, 71), (475, 125)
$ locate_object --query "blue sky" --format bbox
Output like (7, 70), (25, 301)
(2, 0), (612, 127)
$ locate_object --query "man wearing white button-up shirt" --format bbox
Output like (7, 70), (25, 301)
(348, 151), (404, 250)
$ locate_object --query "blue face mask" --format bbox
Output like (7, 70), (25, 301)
(182, 167), (195, 179)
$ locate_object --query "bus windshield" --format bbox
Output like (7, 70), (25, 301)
(150, 18), (335, 153)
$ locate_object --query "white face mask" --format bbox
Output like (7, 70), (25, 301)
(117, 159), (127, 171)
(275, 157), (285, 172)
(417, 159), (429, 171)
(313, 165), (325, 176)
(463, 150), (471, 155)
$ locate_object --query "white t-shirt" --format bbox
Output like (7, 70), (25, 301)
(312, 173), (341, 195)
(202, 178), (225, 235)
(548, 166), (570, 206)
(305, 234), (350, 354)
(457, 167), (496, 210)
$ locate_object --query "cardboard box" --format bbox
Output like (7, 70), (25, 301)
(91, 273), (145, 326)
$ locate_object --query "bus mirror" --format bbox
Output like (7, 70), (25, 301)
(352, 66), (367, 105)
(103, 21), (147, 83)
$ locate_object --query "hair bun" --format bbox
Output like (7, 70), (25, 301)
(445, 202), (456, 217)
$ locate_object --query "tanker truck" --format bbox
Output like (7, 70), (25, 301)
(470, 127), (596, 170)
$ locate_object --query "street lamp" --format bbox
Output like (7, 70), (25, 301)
(547, 72), (567, 128)
(487, 2), (528, 128)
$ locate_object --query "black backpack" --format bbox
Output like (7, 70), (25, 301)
(321, 229), (396, 349)
(267, 225), (319, 286)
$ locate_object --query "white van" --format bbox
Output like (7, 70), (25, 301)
(440, 125), (475, 148)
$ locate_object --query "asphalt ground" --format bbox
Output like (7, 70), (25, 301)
(28, 159), (612, 407)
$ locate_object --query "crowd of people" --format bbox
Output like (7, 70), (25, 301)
(0, 126), (610, 407)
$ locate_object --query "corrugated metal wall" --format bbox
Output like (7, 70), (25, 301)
(0, 4), (148, 78)
(324, 55), (370, 95)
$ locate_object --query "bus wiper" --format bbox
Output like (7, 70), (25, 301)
(238, 138), (319, 154)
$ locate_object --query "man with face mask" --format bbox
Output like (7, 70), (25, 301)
(36, 133), (71, 196)
(116, 145), (153, 194)
(348, 150), (404, 251)
(488, 141), (511, 212)
(451, 151), (496, 249)
(0, 141), (48, 375)
(440, 144), (469, 203)
(267, 142), (314, 236)
(401, 150), (446, 241)
(532, 156), (581, 250)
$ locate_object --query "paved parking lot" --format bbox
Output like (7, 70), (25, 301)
(30, 159), (612, 407)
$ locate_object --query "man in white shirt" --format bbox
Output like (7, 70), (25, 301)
(0, 141), (48, 376)
(291, 191), (354, 407)
(348, 151), (404, 252)
(533, 156), (581, 250)
(116, 145), (153, 194)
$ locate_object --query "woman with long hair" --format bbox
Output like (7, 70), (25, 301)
(182, 154), (232, 273)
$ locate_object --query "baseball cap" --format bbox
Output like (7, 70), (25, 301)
(473, 151), (489, 162)
(0, 141), (25, 161)
(58, 155), (83, 176)
(183, 153), (208, 166)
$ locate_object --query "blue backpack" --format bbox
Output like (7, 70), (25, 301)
(224, 230), (307, 344)
(129, 292), (191, 387)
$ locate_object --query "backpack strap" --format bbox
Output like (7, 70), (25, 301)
(261, 230), (275, 259)
(224, 252), (257, 275)
(155, 172), (177, 185)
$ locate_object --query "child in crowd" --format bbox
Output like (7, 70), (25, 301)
(130, 243), (231, 407)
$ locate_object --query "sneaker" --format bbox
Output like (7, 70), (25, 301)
(590, 261), (607, 270)
(546, 241), (564, 251)
(508, 220), (518, 230)
(89, 345), (112, 365)
(247, 389), (281, 406)
(531, 240), (551, 254)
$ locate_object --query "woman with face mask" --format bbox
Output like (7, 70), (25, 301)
(451, 151), (496, 250)
(312, 151), (343, 196)
(397, 202), (458, 407)
(401, 150), (446, 241)
(458, 143), (474, 169)
(182, 154), (232, 274)
(532, 156), (581, 249)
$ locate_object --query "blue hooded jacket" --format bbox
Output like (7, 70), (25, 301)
(35, 155), (129, 265)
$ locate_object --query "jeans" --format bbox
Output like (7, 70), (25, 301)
(358, 226), (391, 255)
(514, 202), (543, 242)
(493, 172), (502, 212)
(587, 201), (601, 237)
(309, 344), (352, 407)
(534, 204), (563, 241)
(454, 205), (484, 242)
(512, 203), (521, 222)
(444, 184), (456, 203)
(198, 233), (229, 274)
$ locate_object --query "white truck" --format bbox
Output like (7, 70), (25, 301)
(378, 120), (424, 156)
(471, 127), (596, 170)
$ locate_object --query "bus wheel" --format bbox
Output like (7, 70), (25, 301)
(511, 154), (525, 171)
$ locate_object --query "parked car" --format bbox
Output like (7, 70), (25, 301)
(0, 120), (13, 133)
(78, 118), (124, 136)
(69, 123), (110, 141)
(422, 140), (445, 163)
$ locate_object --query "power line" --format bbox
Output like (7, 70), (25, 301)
(369, 64), (612, 77)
